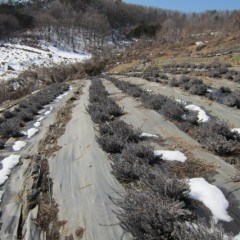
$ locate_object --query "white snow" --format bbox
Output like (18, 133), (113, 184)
(34, 122), (41, 128)
(0, 41), (91, 81)
(154, 150), (187, 162)
(0, 190), (3, 202)
(175, 99), (209, 123)
(56, 86), (72, 100)
(37, 116), (45, 122)
(207, 89), (213, 93)
(56, 91), (69, 100)
(185, 104), (209, 122)
(44, 107), (53, 115)
(175, 99), (186, 104)
(231, 128), (240, 134)
(12, 141), (26, 151)
(27, 128), (39, 138)
(140, 133), (158, 138)
(195, 41), (205, 46)
(0, 155), (21, 186)
(188, 178), (232, 223)
(234, 233), (240, 240)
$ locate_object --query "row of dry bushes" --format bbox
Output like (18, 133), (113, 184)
(87, 78), (228, 239)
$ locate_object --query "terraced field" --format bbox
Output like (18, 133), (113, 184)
(0, 70), (240, 239)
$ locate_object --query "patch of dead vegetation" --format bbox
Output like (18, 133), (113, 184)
(170, 159), (216, 179)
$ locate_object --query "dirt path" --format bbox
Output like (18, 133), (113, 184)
(102, 78), (240, 234)
(115, 75), (240, 128)
(48, 80), (127, 240)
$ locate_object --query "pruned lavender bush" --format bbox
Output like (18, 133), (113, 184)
(179, 75), (190, 85)
(161, 99), (185, 121)
(112, 142), (156, 181)
(0, 117), (22, 138)
(97, 133), (125, 153)
(0, 139), (5, 149)
(189, 83), (207, 96)
(115, 188), (192, 240)
(87, 103), (110, 123)
(97, 121), (141, 154)
(144, 93), (167, 110)
(0, 117), (4, 124)
(114, 169), (226, 239)
(197, 120), (238, 155)
(168, 78), (179, 87)
(18, 109), (34, 122)
(3, 110), (16, 119)
(99, 120), (141, 143)
(140, 170), (189, 201)
(223, 91), (240, 108)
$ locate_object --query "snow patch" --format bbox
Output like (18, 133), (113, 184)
(0, 42), (91, 81)
(140, 133), (158, 139)
(0, 155), (21, 186)
(185, 104), (209, 122)
(188, 178), (232, 223)
(195, 41), (205, 46)
(234, 233), (240, 240)
(0, 190), (3, 202)
(154, 150), (187, 162)
(12, 141), (26, 151)
(44, 107), (53, 115)
(37, 116), (45, 122)
(34, 122), (41, 128)
(231, 128), (240, 134)
(27, 128), (39, 138)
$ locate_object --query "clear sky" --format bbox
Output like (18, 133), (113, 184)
(123, 0), (240, 12)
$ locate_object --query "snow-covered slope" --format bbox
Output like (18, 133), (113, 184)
(0, 40), (91, 81)
(0, 0), (31, 4)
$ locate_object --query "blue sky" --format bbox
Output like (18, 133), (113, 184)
(124, 0), (240, 12)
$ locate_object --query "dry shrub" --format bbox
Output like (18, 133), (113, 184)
(197, 120), (238, 155)
(111, 143), (156, 182)
(87, 80), (123, 123)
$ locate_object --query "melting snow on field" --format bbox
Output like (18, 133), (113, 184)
(188, 178), (232, 223)
(154, 150), (187, 162)
(22, 128), (39, 138)
(234, 233), (240, 240)
(185, 104), (209, 122)
(34, 122), (41, 128)
(0, 155), (21, 186)
(37, 116), (45, 122)
(27, 128), (39, 138)
(44, 107), (53, 115)
(231, 128), (240, 134)
(0, 190), (3, 202)
(12, 141), (26, 151)
(140, 133), (158, 138)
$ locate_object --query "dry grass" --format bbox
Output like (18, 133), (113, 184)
(110, 60), (140, 73)
(170, 158), (216, 179)
(75, 226), (85, 238)
(230, 54), (240, 65)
